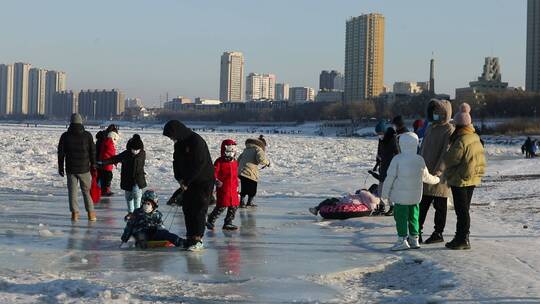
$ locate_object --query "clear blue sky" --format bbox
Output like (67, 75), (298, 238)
(0, 0), (526, 106)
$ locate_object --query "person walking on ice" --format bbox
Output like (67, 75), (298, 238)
(381, 132), (440, 251)
(207, 139), (240, 231)
(237, 135), (270, 208)
(57, 113), (97, 222)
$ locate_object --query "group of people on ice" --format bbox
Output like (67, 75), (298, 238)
(57, 114), (270, 251)
(371, 99), (485, 251)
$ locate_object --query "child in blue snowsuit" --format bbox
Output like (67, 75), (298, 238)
(121, 190), (183, 249)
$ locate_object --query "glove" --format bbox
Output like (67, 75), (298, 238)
(59, 168), (65, 177)
(179, 180), (188, 191)
(216, 180), (223, 188)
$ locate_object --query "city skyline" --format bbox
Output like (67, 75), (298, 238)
(0, 0), (527, 106)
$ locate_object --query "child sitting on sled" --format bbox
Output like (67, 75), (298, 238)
(120, 190), (184, 249)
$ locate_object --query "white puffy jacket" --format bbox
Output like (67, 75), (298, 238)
(382, 132), (440, 205)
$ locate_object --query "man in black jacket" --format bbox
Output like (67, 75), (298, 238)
(58, 113), (97, 222)
(163, 120), (214, 251)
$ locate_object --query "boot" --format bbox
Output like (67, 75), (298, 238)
(246, 196), (257, 207)
(425, 232), (444, 244)
(223, 207), (238, 230)
(223, 223), (238, 230)
(102, 187), (114, 197)
(88, 211), (97, 221)
(71, 212), (80, 222)
(206, 207), (224, 230)
(445, 236), (471, 250)
(384, 205), (394, 216)
(239, 196), (247, 208)
(308, 207), (318, 216)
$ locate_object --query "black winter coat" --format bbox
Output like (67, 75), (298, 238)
(163, 120), (214, 186)
(102, 150), (147, 191)
(121, 208), (163, 242)
(58, 124), (96, 174)
(376, 128), (399, 181)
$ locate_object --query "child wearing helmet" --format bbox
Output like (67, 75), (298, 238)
(206, 139), (240, 231)
(98, 134), (146, 221)
(120, 190), (184, 249)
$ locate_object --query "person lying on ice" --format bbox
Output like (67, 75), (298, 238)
(309, 184), (381, 216)
(120, 190), (184, 249)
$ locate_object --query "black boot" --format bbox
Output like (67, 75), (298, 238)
(239, 196), (247, 208)
(425, 232), (444, 244)
(223, 207), (238, 230)
(445, 236), (470, 250)
(246, 196), (257, 207)
(384, 205), (394, 216)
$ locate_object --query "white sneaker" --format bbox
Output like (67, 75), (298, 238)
(391, 237), (410, 251)
(186, 241), (205, 252)
(408, 235), (420, 249)
(308, 207), (318, 216)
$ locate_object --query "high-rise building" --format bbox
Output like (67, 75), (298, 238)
(320, 70), (344, 92)
(220, 51), (244, 102)
(0, 64), (14, 115)
(344, 13), (385, 102)
(78, 89), (125, 120)
(527, 0), (540, 92)
(125, 98), (143, 108)
(28, 68), (48, 115)
(13, 62), (31, 114)
(246, 73), (276, 101)
(289, 87), (315, 102)
(52, 90), (78, 119)
(275, 83), (290, 101)
(45, 71), (67, 115)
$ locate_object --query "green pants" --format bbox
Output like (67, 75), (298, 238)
(393, 204), (420, 237)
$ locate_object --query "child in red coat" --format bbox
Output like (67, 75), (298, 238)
(98, 131), (119, 196)
(206, 139), (240, 231)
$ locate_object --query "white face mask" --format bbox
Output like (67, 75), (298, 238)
(433, 114), (440, 121)
(143, 203), (153, 213)
(131, 149), (141, 155)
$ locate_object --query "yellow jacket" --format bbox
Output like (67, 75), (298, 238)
(443, 126), (486, 187)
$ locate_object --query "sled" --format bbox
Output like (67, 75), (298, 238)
(146, 240), (175, 248)
(90, 168), (101, 204)
(319, 202), (372, 220)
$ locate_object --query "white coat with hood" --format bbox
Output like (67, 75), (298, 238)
(382, 132), (440, 205)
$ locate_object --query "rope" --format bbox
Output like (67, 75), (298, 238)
(167, 205), (179, 231)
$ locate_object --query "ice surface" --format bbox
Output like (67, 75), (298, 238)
(0, 124), (538, 303)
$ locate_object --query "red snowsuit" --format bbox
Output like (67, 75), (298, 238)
(214, 140), (239, 208)
(99, 137), (116, 171)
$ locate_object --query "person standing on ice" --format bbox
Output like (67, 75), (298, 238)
(98, 128), (120, 196)
(374, 122), (399, 216)
(418, 99), (454, 244)
(163, 120), (214, 251)
(381, 132), (440, 251)
(441, 103), (486, 250)
(206, 139), (240, 231)
(57, 113), (97, 222)
(98, 134), (146, 221)
(237, 135), (270, 208)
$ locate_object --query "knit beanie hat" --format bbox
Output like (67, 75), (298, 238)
(70, 113), (83, 124)
(130, 134), (144, 150)
(453, 103), (472, 127)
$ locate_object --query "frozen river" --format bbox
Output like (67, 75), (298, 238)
(0, 125), (539, 303)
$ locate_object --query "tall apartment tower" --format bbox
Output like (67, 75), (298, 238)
(13, 62), (31, 114)
(28, 68), (48, 115)
(527, 0), (540, 92)
(46, 71), (67, 115)
(275, 83), (290, 101)
(246, 73), (276, 101)
(0, 64), (14, 115)
(320, 70), (344, 92)
(220, 51), (244, 102)
(344, 13), (385, 102)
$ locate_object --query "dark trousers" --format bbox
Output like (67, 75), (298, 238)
(451, 186), (476, 240)
(208, 206), (238, 225)
(419, 195), (448, 234)
(239, 176), (258, 198)
(182, 182), (212, 239)
(134, 229), (181, 246)
(99, 169), (113, 191)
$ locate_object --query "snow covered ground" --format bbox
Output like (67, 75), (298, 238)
(0, 124), (538, 303)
